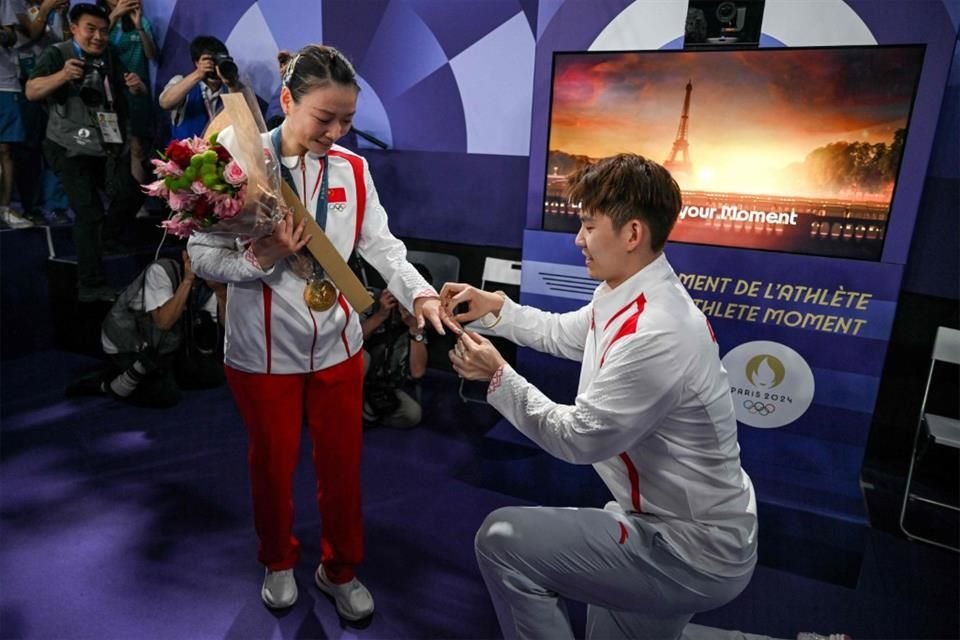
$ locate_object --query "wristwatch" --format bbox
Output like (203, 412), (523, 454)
(410, 331), (426, 343)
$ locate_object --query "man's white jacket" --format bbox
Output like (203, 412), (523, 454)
(487, 253), (757, 576)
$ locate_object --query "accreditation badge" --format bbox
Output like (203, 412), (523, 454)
(96, 111), (123, 144)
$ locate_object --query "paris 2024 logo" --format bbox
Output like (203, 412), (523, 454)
(721, 341), (815, 428)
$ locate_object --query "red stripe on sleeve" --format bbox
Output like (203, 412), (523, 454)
(618, 452), (643, 512)
(599, 294), (646, 367)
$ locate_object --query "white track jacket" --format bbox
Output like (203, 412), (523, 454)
(486, 253), (757, 576)
(188, 127), (435, 374)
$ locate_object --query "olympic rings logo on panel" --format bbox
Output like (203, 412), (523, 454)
(743, 400), (776, 416)
(722, 341), (815, 429)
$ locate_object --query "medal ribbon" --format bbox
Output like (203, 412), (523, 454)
(269, 126), (329, 230)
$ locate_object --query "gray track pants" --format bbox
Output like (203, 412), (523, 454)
(475, 504), (756, 640)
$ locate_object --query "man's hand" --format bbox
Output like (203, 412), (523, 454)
(60, 58), (85, 84)
(108, 0), (137, 23)
(193, 57), (216, 82)
(40, 0), (66, 13)
(376, 289), (397, 319)
(440, 282), (505, 324)
(181, 250), (196, 284)
(250, 211), (310, 270)
(400, 305), (418, 330)
(124, 72), (146, 95)
(449, 331), (507, 381)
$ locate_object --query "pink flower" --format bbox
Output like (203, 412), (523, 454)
(184, 136), (210, 155)
(150, 158), (184, 178)
(213, 193), (244, 219)
(191, 181), (211, 196)
(167, 190), (197, 212)
(142, 179), (169, 198)
(160, 216), (201, 239)
(223, 159), (246, 186)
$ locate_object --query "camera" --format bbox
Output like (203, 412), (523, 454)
(77, 59), (106, 107)
(213, 53), (238, 84)
(684, 0), (766, 48)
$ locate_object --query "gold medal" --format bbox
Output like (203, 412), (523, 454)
(303, 279), (337, 312)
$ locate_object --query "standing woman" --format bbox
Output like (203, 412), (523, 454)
(98, 0), (154, 186)
(188, 45), (450, 617)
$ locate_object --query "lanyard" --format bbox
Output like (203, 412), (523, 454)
(269, 127), (329, 230)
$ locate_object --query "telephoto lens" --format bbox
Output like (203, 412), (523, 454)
(78, 62), (105, 107)
(215, 54), (238, 84)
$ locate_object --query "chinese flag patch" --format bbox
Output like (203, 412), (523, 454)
(328, 187), (347, 203)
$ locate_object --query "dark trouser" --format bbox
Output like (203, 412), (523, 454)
(43, 139), (143, 290)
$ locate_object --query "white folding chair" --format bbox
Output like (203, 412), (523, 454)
(899, 325), (960, 553)
(459, 257), (521, 404)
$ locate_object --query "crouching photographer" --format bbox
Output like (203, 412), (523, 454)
(24, 3), (146, 302)
(66, 250), (227, 407)
(361, 281), (431, 429)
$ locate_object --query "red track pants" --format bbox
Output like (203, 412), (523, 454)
(225, 353), (363, 583)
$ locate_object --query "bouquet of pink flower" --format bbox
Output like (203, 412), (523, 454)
(145, 134), (250, 238)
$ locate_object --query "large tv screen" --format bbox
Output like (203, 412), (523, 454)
(542, 45), (925, 261)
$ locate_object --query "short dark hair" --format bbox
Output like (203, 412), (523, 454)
(283, 44), (359, 103)
(565, 154), (682, 252)
(69, 3), (109, 25)
(189, 35), (228, 63)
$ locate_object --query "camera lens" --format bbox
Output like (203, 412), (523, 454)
(215, 54), (238, 83)
(716, 1), (738, 23)
(78, 65), (104, 107)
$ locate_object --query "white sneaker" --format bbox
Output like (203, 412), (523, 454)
(0, 207), (34, 229)
(261, 568), (297, 609)
(314, 565), (374, 621)
(797, 633), (851, 640)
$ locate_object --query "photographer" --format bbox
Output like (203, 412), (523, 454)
(361, 279), (430, 429)
(66, 249), (226, 407)
(25, 2), (146, 302)
(158, 35), (254, 140)
(97, 0), (156, 187)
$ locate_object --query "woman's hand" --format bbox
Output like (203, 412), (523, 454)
(251, 211), (310, 270)
(414, 296), (454, 336)
(449, 331), (506, 381)
(439, 282), (505, 324)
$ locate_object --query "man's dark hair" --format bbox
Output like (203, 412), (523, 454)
(283, 44), (359, 102)
(565, 154), (682, 252)
(189, 35), (228, 63)
(69, 3), (109, 25)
